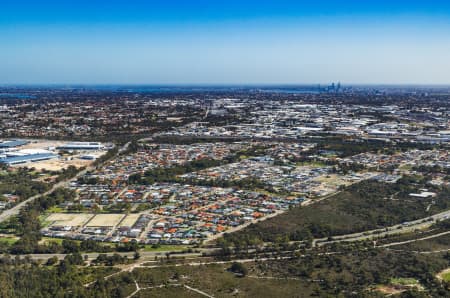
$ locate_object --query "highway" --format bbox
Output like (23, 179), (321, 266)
(379, 230), (450, 248)
(313, 208), (450, 247)
(2, 250), (206, 261)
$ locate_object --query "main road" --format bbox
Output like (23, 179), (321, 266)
(313, 208), (450, 247)
(0, 167), (90, 223)
(3, 249), (208, 261)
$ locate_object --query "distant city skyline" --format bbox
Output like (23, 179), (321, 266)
(2, 1), (450, 85)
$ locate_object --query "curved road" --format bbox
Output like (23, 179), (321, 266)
(313, 209), (450, 247)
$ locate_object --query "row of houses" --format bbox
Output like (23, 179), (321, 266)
(89, 142), (251, 183)
(43, 183), (306, 244)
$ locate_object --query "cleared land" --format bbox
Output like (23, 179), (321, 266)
(86, 214), (125, 227)
(437, 269), (450, 282)
(118, 214), (141, 228)
(313, 174), (353, 187)
(19, 158), (92, 171)
(47, 213), (93, 227)
(11, 139), (107, 171)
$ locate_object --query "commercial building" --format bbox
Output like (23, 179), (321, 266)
(0, 152), (57, 165)
(57, 142), (103, 150)
(0, 139), (29, 148)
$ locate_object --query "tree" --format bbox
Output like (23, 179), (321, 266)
(133, 251), (140, 260)
(65, 252), (84, 266)
(229, 262), (248, 277)
(62, 239), (79, 253)
(45, 256), (59, 266)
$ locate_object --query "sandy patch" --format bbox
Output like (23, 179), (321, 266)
(376, 285), (405, 295)
(86, 214), (125, 227)
(47, 213), (93, 227)
(9, 139), (107, 171)
(436, 268), (450, 281)
(119, 214), (140, 227)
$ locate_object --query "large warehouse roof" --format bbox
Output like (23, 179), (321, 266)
(0, 153), (57, 165)
(0, 140), (29, 148)
(57, 142), (103, 150)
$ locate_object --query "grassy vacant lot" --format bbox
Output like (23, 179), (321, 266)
(441, 271), (450, 282)
(40, 236), (71, 245)
(47, 206), (64, 213)
(228, 179), (450, 242)
(142, 244), (190, 252)
(390, 277), (419, 285)
(0, 237), (18, 245)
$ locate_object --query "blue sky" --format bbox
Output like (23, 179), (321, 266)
(1, 1), (450, 85)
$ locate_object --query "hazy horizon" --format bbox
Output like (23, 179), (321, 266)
(2, 1), (450, 85)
